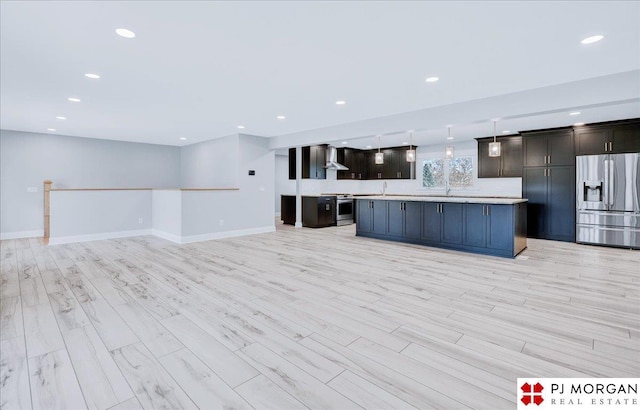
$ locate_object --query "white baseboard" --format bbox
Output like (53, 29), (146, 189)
(151, 229), (182, 244)
(0, 230), (44, 240)
(275, 212), (281, 218)
(48, 229), (152, 245)
(180, 225), (276, 244)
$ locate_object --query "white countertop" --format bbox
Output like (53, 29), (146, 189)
(356, 195), (527, 204)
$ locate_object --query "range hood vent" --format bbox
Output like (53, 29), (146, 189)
(325, 146), (349, 170)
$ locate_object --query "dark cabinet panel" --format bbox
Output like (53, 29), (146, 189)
(611, 124), (640, 153)
(523, 130), (574, 167)
(387, 201), (404, 237)
(523, 136), (549, 167)
(575, 128), (609, 156)
(356, 200), (372, 233)
(382, 149), (398, 179)
(548, 132), (574, 166)
(337, 148), (366, 180)
(522, 166), (574, 241)
(523, 167), (548, 239)
(547, 166), (575, 241)
(422, 202), (442, 242)
(288, 145), (327, 180)
(302, 196), (335, 228)
(371, 200), (387, 235)
(404, 202), (422, 240)
(463, 204), (486, 247)
(442, 203), (463, 244)
(486, 205), (513, 251)
(477, 136), (522, 178)
(281, 195), (296, 225)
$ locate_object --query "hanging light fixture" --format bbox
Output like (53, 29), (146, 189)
(488, 120), (501, 157)
(406, 131), (416, 162)
(444, 126), (454, 159)
(375, 135), (384, 164)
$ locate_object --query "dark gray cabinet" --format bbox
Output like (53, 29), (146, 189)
(421, 202), (463, 244)
(288, 145), (327, 180)
(523, 166), (575, 241)
(522, 129), (575, 242)
(523, 129), (574, 167)
(365, 147), (414, 180)
(337, 148), (366, 180)
(356, 199), (386, 235)
(302, 196), (335, 228)
(575, 120), (640, 155)
(477, 136), (523, 178)
(356, 199), (526, 258)
(387, 200), (422, 239)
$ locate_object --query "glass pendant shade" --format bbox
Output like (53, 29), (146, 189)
(445, 146), (454, 160)
(488, 141), (501, 157)
(375, 152), (384, 164)
(406, 149), (416, 162)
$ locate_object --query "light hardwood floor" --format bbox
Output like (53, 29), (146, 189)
(1, 223), (638, 409)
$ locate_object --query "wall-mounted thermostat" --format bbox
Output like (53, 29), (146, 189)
(248, 170), (255, 175)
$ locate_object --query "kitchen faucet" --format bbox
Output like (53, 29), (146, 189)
(445, 180), (451, 196)
(382, 181), (388, 196)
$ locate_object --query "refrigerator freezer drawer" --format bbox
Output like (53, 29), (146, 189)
(577, 210), (640, 228)
(576, 224), (640, 249)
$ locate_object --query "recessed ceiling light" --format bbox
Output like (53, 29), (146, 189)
(446, 136), (454, 140)
(402, 142), (409, 145)
(569, 111), (581, 116)
(342, 141), (348, 144)
(56, 116), (67, 120)
(366, 145), (372, 149)
(336, 100), (346, 105)
(502, 130), (510, 134)
(84, 73), (100, 79)
(425, 77), (439, 83)
(581, 35), (603, 45)
(116, 28), (136, 38)
(277, 115), (286, 120)
(237, 125), (245, 129)
(47, 128), (56, 132)
(179, 137), (187, 140)
(574, 122), (585, 126)
(68, 97), (81, 102)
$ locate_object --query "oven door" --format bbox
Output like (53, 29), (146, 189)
(337, 200), (353, 219)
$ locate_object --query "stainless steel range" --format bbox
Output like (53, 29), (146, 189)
(335, 194), (354, 226)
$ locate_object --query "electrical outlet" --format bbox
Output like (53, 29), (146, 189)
(138, 218), (143, 224)
(27, 187), (38, 193)
(219, 219), (224, 226)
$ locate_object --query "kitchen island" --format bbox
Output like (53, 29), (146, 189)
(355, 196), (527, 258)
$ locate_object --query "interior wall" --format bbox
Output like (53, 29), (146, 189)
(180, 134), (239, 188)
(0, 129), (180, 236)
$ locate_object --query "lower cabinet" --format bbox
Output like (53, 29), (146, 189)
(356, 199), (526, 258)
(356, 199), (386, 235)
(522, 166), (575, 242)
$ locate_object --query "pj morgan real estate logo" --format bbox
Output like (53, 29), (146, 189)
(517, 378), (639, 409)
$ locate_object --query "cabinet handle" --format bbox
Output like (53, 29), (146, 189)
(604, 142), (608, 152)
(609, 142), (613, 152)
(548, 155), (551, 164)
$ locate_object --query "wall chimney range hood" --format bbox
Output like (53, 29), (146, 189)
(325, 146), (349, 170)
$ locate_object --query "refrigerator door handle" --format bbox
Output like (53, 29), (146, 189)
(609, 158), (615, 207)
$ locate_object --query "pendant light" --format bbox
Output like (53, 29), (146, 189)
(488, 120), (501, 157)
(444, 126), (454, 160)
(406, 131), (416, 162)
(375, 135), (384, 164)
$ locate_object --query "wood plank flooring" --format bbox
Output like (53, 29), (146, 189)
(1, 224), (638, 409)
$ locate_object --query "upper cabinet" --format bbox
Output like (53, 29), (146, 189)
(522, 129), (574, 167)
(288, 145), (327, 180)
(477, 136), (523, 178)
(337, 148), (366, 180)
(575, 119), (640, 155)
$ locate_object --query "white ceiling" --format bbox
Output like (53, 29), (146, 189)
(1, 1), (639, 149)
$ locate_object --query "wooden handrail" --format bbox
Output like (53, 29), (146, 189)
(43, 180), (52, 238)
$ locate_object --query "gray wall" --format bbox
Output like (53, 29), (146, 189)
(180, 134), (239, 188)
(0, 130), (180, 235)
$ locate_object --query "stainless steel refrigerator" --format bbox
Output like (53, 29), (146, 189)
(576, 153), (640, 249)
